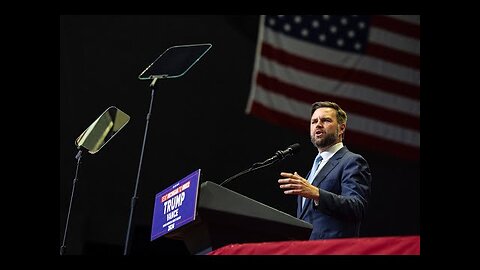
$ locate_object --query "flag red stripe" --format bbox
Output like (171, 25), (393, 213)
(366, 42), (420, 70)
(347, 130), (419, 160)
(250, 101), (419, 160)
(250, 100), (308, 132)
(262, 43), (419, 100)
(371, 16), (420, 40)
(257, 72), (420, 131)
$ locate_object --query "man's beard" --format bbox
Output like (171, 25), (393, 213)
(311, 129), (338, 149)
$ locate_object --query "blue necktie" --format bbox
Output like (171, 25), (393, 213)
(307, 154), (323, 184)
(302, 154), (323, 208)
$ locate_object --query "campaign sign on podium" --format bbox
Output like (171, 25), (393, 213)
(150, 169), (201, 241)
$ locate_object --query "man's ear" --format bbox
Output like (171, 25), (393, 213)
(339, 123), (346, 137)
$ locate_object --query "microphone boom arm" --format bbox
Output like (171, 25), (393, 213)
(219, 143), (300, 187)
(219, 158), (279, 187)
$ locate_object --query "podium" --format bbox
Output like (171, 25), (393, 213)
(165, 181), (313, 254)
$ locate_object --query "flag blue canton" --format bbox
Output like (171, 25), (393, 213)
(264, 15), (370, 53)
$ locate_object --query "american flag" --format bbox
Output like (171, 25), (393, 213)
(246, 15), (420, 160)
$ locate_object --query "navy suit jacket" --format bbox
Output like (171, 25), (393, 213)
(297, 146), (371, 240)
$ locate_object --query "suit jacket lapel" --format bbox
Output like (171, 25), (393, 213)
(299, 147), (348, 220)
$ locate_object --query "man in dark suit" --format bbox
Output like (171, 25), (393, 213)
(278, 101), (371, 240)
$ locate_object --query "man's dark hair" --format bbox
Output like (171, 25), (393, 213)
(311, 101), (347, 125)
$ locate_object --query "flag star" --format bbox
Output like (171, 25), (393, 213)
(340, 17), (348, 25)
(284, 23), (291, 32)
(294, 16), (302, 23)
(348, 30), (355, 38)
(312, 20), (319, 28)
(268, 18), (276, 26)
(358, 21), (365, 29)
(318, 34), (326, 42)
(323, 15), (330, 20)
(354, 42), (362, 50)
(301, 28), (309, 37)
(337, 38), (344, 47)
(330, 25), (337, 34)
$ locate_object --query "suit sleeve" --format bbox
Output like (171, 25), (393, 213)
(313, 154), (372, 222)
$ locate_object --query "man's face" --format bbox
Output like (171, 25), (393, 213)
(310, 107), (344, 149)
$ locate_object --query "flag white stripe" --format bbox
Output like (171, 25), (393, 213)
(259, 57), (420, 116)
(348, 114), (420, 147)
(369, 27), (420, 55)
(253, 86), (420, 147)
(254, 85), (314, 120)
(386, 15), (420, 25)
(246, 15), (267, 114)
(264, 27), (420, 86)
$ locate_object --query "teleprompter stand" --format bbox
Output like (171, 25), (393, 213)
(123, 44), (212, 255)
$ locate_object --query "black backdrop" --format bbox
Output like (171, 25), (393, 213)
(60, 15), (420, 255)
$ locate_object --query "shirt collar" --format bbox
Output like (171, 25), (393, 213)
(319, 142), (344, 161)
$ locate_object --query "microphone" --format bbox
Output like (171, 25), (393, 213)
(257, 143), (301, 166)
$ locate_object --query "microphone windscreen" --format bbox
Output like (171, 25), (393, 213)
(289, 143), (301, 154)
